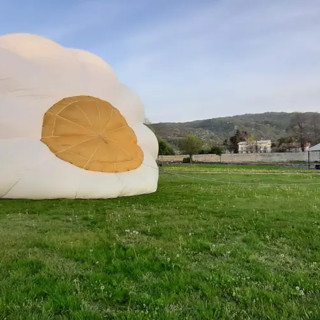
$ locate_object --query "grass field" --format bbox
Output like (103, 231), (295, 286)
(0, 164), (320, 319)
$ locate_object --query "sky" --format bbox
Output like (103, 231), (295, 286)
(1, 0), (320, 123)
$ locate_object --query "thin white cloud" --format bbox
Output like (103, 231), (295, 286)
(107, 0), (320, 122)
(1, 0), (320, 122)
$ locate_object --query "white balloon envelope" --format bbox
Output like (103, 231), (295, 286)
(0, 33), (159, 199)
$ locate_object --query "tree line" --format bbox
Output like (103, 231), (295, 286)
(155, 112), (320, 157)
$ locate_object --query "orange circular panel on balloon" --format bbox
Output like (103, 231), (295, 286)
(41, 96), (143, 173)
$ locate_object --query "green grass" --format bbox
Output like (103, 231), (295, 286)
(0, 164), (320, 319)
(161, 163), (313, 173)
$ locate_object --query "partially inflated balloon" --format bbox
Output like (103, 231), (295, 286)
(0, 33), (158, 199)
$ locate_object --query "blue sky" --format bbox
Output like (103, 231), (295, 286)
(1, 0), (320, 122)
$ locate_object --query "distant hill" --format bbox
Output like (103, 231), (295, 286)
(151, 112), (320, 149)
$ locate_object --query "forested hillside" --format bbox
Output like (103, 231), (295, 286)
(152, 112), (320, 149)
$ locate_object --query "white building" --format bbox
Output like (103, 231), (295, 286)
(238, 140), (272, 153)
(309, 143), (320, 151)
(238, 141), (248, 154)
(257, 140), (272, 153)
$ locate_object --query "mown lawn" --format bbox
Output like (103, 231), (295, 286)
(0, 165), (319, 319)
(161, 163), (312, 173)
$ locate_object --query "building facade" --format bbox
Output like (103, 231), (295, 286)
(238, 140), (272, 153)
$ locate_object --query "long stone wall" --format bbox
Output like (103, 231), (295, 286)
(221, 152), (308, 163)
(158, 152), (320, 163)
(193, 154), (221, 162)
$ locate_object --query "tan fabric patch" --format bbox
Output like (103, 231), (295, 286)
(41, 96), (143, 173)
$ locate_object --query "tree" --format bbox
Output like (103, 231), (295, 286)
(247, 135), (257, 153)
(275, 136), (296, 152)
(309, 114), (320, 145)
(290, 113), (309, 151)
(228, 130), (248, 153)
(143, 118), (152, 125)
(143, 118), (155, 133)
(158, 138), (175, 155)
(179, 134), (202, 163)
(209, 145), (223, 155)
(143, 119), (175, 155)
(223, 139), (230, 153)
(199, 144), (223, 155)
(289, 113), (320, 149)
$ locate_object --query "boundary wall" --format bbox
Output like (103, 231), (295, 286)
(158, 152), (319, 163)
